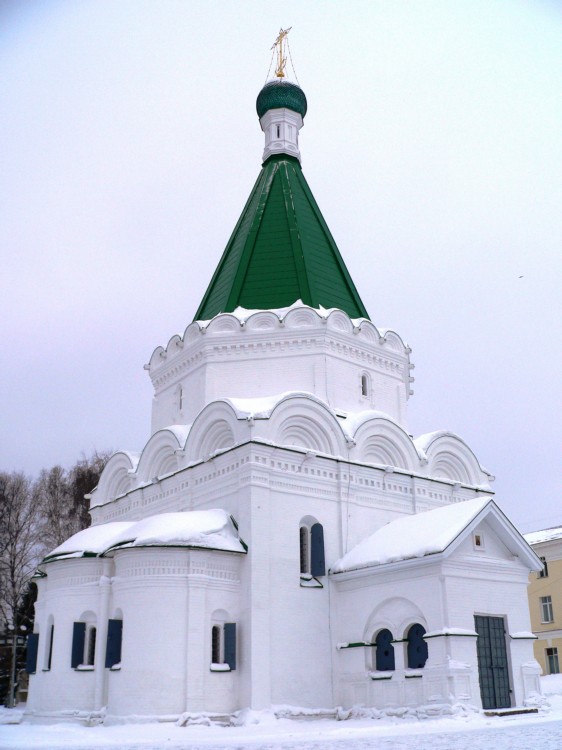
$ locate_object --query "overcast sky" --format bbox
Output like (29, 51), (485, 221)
(1, 0), (561, 533)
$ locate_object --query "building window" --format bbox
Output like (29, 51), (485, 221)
(539, 556), (549, 578)
(105, 619), (123, 669)
(360, 373), (370, 398)
(178, 384), (184, 412)
(406, 623), (428, 669)
(85, 625), (96, 666)
(299, 521), (325, 577)
(546, 647), (560, 674)
(44, 622), (54, 671)
(473, 532), (484, 549)
(540, 595), (554, 623)
(375, 629), (395, 671)
(72, 619), (97, 668)
(210, 622), (236, 670)
(276, 124), (281, 138)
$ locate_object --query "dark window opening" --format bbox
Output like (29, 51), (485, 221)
(375, 629), (395, 671)
(406, 623), (428, 669)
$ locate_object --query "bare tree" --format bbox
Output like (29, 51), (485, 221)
(0, 473), (42, 706)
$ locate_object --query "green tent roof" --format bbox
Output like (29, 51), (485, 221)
(194, 154), (369, 321)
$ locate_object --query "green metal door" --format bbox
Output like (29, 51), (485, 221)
(474, 615), (511, 709)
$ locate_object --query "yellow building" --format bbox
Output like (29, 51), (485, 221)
(525, 526), (562, 674)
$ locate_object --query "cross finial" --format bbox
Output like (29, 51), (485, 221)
(271, 27), (292, 78)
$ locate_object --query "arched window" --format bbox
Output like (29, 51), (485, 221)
(406, 623), (428, 669)
(375, 629), (395, 671)
(210, 611), (236, 671)
(72, 612), (97, 668)
(299, 521), (325, 577)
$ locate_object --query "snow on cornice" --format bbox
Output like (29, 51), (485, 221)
(42, 509), (246, 562)
(146, 301), (410, 371)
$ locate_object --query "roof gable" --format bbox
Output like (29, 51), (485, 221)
(195, 156), (369, 321)
(332, 498), (541, 575)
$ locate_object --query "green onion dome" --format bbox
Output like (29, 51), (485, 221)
(256, 80), (307, 119)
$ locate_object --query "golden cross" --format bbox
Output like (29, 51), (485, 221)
(271, 27), (292, 78)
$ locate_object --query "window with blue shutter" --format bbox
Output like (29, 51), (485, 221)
(105, 619), (123, 668)
(26, 633), (39, 674)
(71, 622), (86, 668)
(406, 623), (428, 669)
(375, 629), (395, 671)
(223, 623), (236, 670)
(310, 523), (325, 577)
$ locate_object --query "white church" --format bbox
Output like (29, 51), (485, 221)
(26, 53), (542, 722)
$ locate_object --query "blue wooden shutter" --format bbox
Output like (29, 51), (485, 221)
(25, 633), (39, 674)
(375, 629), (395, 671)
(310, 523), (325, 577)
(71, 622), (86, 668)
(224, 623), (236, 670)
(105, 619), (123, 668)
(407, 623), (428, 668)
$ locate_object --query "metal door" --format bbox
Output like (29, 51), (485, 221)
(474, 615), (511, 709)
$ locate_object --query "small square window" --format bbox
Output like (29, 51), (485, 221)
(473, 532), (484, 550)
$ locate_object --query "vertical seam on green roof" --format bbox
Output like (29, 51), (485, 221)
(278, 161), (312, 306)
(293, 167), (369, 319)
(225, 162), (279, 311)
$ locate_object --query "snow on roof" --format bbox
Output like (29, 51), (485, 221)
(44, 522), (137, 560)
(43, 509), (246, 562)
(332, 498), (492, 574)
(524, 525), (562, 546)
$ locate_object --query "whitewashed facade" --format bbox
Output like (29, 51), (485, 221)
(26, 78), (542, 723)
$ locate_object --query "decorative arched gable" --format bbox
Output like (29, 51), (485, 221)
(94, 451), (138, 506)
(352, 416), (419, 471)
(136, 428), (185, 483)
(419, 432), (489, 487)
(267, 396), (347, 456)
(186, 401), (239, 463)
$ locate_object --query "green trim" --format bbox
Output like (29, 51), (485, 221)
(424, 632), (478, 639)
(405, 674), (423, 679)
(104, 543), (247, 556)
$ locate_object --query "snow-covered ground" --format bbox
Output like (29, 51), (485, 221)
(2, 676), (562, 750)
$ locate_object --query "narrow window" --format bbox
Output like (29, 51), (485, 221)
(85, 625), (96, 666)
(105, 619), (123, 668)
(375, 629), (395, 671)
(211, 625), (221, 664)
(26, 633), (39, 674)
(300, 522), (325, 577)
(210, 622), (236, 670)
(299, 526), (309, 574)
(361, 374), (369, 397)
(473, 532), (483, 549)
(546, 647), (560, 674)
(178, 385), (183, 412)
(276, 124), (281, 138)
(406, 623), (428, 669)
(45, 624), (54, 670)
(541, 595), (554, 623)
(539, 556), (549, 578)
